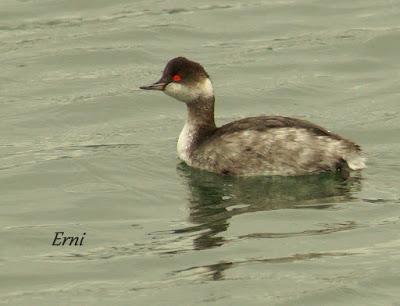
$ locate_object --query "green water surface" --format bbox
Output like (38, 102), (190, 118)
(1, 0), (400, 305)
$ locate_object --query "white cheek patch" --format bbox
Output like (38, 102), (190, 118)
(199, 78), (214, 98)
(164, 82), (196, 103)
(164, 78), (214, 103)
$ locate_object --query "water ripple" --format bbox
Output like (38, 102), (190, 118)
(170, 251), (357, 281)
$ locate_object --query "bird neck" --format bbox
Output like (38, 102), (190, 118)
(177, 96), (216, 162)
(186, 96), (216, 132)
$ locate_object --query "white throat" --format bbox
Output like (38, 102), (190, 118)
(164, 78), (214, 103)
(177, 120), (195, 163)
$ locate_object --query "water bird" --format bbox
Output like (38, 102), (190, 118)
(140, 57), (365, 177)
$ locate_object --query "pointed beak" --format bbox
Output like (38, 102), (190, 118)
(139, 81), (167, 91)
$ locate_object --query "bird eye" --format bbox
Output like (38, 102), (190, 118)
(172, 74), (182, 82)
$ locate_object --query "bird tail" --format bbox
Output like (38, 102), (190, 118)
(345, 151), (366, 170)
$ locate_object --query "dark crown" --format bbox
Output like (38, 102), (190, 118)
(162, 57), (209, 83)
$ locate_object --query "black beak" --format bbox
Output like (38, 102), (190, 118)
(139, 81), (167, 91)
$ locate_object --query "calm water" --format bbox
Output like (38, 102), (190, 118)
(1, 0), (400, 305)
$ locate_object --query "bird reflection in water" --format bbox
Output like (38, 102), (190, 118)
(175, 162), (362, 251)
(168, 163), (362, 280)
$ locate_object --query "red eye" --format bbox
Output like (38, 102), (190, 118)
(172, 74), (182, 82)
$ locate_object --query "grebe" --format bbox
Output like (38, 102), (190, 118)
(140, 57), (365, 176)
